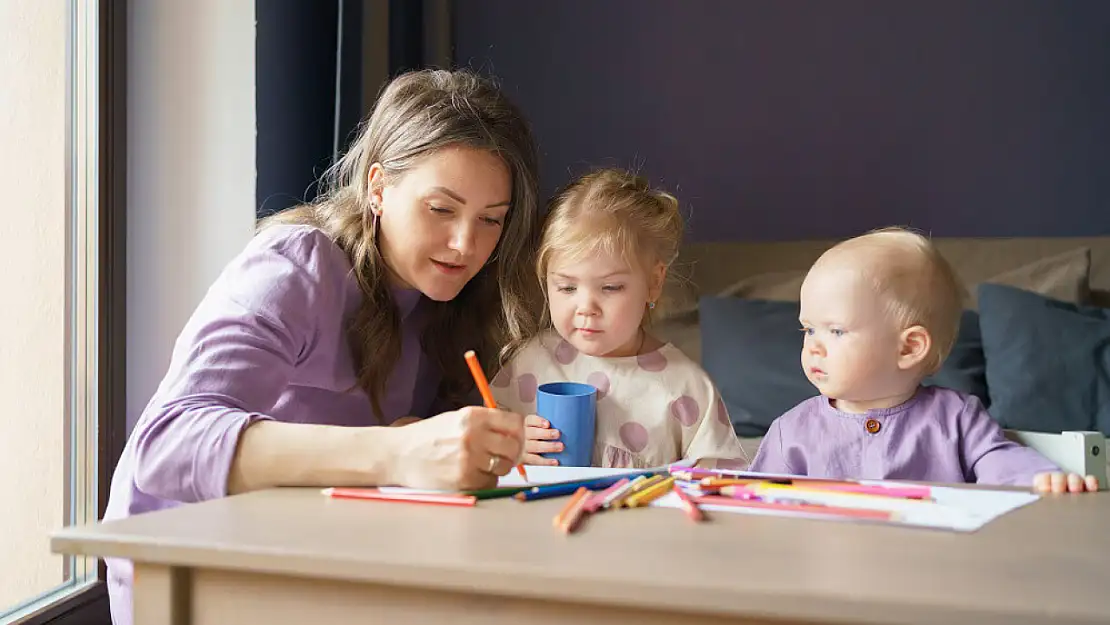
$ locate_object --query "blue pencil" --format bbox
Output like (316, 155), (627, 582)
(513, 471), (660, 501)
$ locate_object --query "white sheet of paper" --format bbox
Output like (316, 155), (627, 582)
(650, 485), (1039, 532)
(497, 465), (648, 488)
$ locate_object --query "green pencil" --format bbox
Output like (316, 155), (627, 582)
(465, 485), (534, 500)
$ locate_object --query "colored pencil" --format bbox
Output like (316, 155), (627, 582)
(699, 477), (793, 490)
(722, 483), (932, 502)
(669, 466), (750, 480)
(469, 471), (654, 500)
(513, 472), (656, 501)
(625, 476), (677, 508)
(672, 484), (707, 522)
(799, 483), (932, 499)
(632, 474), (665, 492)
(465, 485), (534, 500)
(553, 487), (591, 533)
(584, 478), (630, 513)
(603, 476), (647, 509)
(692, 473), (931, 500)
(695, 494), (895, 521)
(769, 482), (931, 501)
(615, 475), (665, 507)
(322, 487), (477, 507)
(464, 350), (528, 482)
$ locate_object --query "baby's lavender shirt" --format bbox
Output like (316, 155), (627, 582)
(749, 386), (1058, 486)
(103, 225), (441, 624)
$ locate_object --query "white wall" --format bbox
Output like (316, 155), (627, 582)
(0, 0), (67, 608)
(127, 0), (257, 430)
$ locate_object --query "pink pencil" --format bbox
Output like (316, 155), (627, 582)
(672, 484), (707, 522)
(804, 483), (931, 499)
(696, 495), (895, 521)
(583, 478), (630, 513)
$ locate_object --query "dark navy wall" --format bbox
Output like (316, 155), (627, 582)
(455, 0), (1110, 241)
(256, 0), (365, 218)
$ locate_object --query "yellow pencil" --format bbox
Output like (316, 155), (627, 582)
(615, 475), (664, 507)
(625, 476), (677, 508)
(602, 475), (647, 509)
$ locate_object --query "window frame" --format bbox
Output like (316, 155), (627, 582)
(8, 0), (126, 622)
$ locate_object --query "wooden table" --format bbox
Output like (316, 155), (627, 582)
(51, 487), (1110, 625)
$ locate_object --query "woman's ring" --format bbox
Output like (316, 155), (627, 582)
(487, 455), (499, 473)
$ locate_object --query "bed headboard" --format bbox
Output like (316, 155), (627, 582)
(673, 236), (1110, 305)
(658, 236), (1110, 363)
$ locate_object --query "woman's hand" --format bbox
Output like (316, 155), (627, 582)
(522, 414), (562, 466)
(387, 406), (525, 491)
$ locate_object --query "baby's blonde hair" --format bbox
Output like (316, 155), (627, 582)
(828, 227), (965, 375)
(537, 169), (683, 326)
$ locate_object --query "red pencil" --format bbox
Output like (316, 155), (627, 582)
(465, 350), (529, 481)
(672, 483), (707, 522)
(322, 487), (477, 507)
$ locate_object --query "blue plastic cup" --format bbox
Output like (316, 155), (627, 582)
(536, 382), (597, 467)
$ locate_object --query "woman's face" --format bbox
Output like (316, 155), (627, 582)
(372, 145), (512, 301)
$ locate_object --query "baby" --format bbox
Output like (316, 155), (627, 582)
(492, 168), (746, 469)
(749, 227), (1099, 493)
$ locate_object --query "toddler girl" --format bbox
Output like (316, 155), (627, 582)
(492, 169), (746, 469)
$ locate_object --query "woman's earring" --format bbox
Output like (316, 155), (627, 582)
(369, 202), (380, 235)
(648, 301), (656, 310)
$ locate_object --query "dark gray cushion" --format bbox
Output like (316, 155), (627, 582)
(978, 283), (1110, 435)
(921, 310), (989, 404)
(699, 296), (989, 437)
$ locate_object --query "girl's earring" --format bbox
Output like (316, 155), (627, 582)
(648, 301), (656, 310)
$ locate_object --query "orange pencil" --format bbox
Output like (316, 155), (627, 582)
(465, 350), (529, 481)
(672, 484), (707, 522)
(553, 486), (591, 534)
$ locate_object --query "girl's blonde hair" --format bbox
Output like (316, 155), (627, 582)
(536, 168), (683, 328)
(262, 69), (541, 417)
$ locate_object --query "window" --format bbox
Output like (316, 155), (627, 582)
(1, 0), (125, 622)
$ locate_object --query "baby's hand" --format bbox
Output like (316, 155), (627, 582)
(1033, 472), (1100, 494)
(522, 414), (562, 466)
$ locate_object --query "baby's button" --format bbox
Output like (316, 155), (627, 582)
(865, 418), (882, 434)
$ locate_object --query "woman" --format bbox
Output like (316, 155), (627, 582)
(104, 69), (541, 624)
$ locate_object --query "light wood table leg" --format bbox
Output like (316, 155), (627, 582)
(133, 562), (192, 625)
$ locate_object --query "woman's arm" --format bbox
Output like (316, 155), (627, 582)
(130, 227), (356, 502)
(130, 227), (526, 500)
(227, 421), (401, 494)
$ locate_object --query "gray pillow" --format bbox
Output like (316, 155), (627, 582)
(978, 283), (1110, 435)
(699, 296), (989, 436)
(921, 310), (989, 405)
